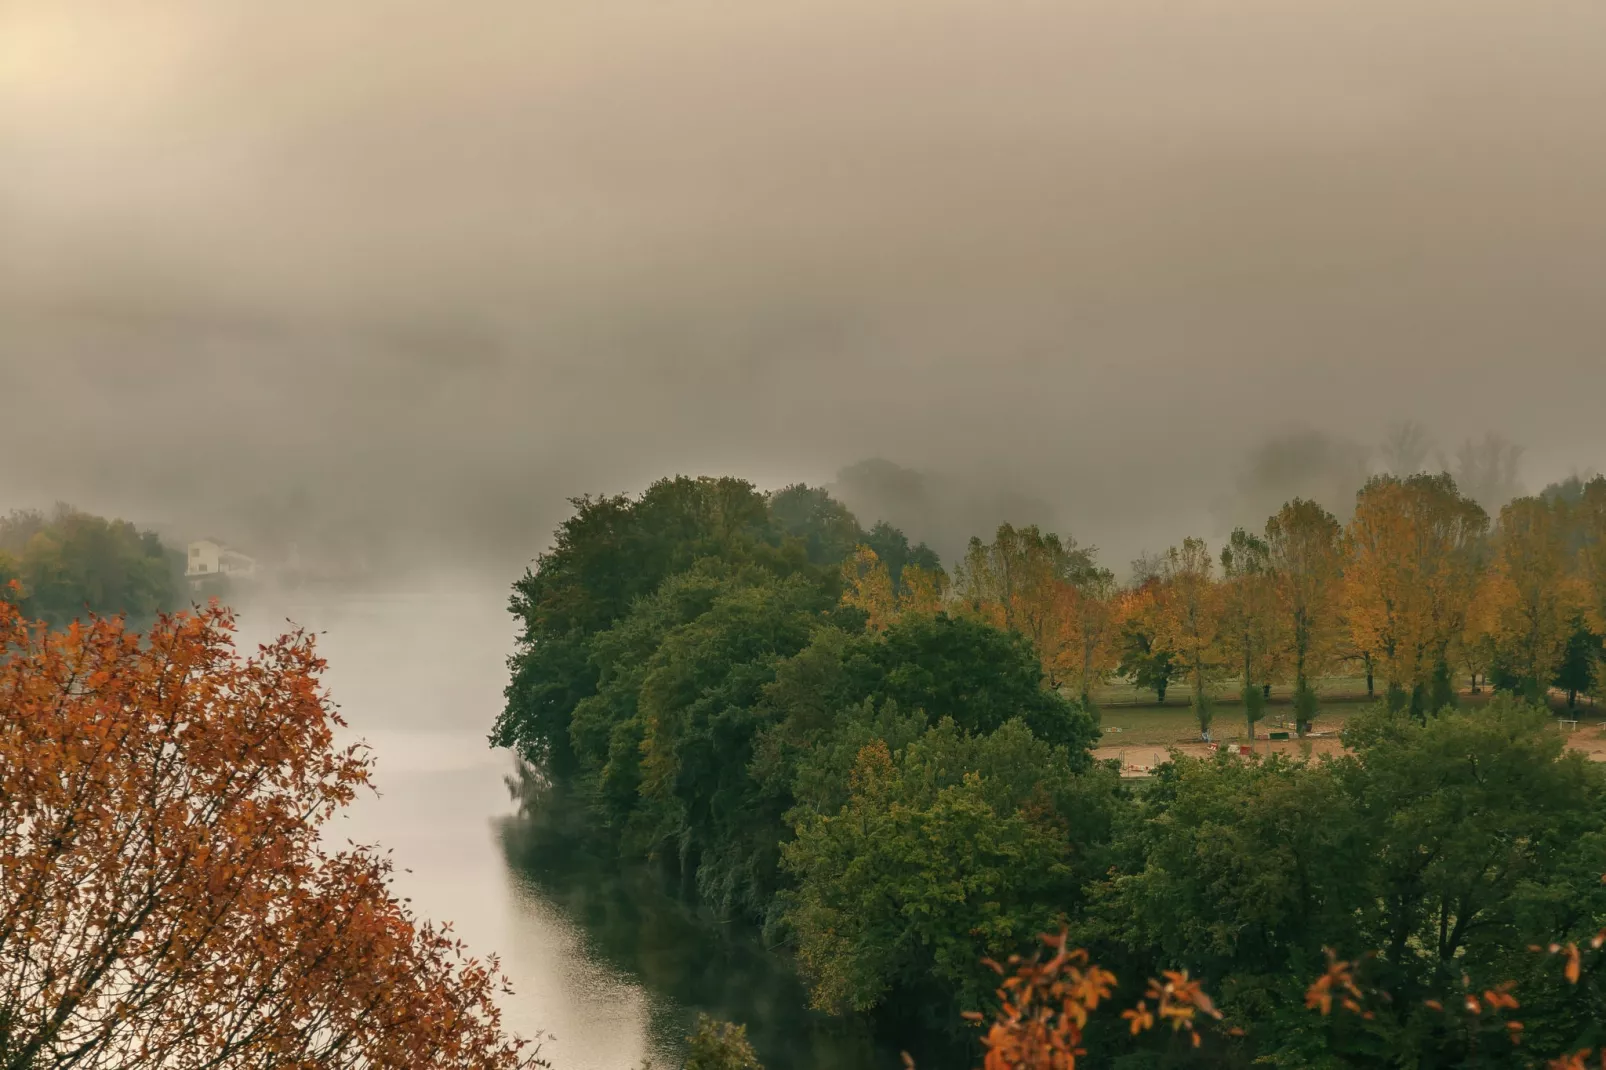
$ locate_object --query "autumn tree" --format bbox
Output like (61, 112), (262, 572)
(841, 545), (899, 631)
(1579, 476), (1606, 637)
(1343, 474), (1488, 717)
(1055, 565), (1123, 707)
(1480, 496), (1583, 703)
(1150, 538), (1223, 737)
(955, 525), (1097, 689)
(899, 562), (949, 617)
(841, 545), (949, 632)
(1264, 499), (1344, 735)
(0, 601), (542, 1070)
(1454, 616), (1497, 696)
(1117, 582), (1179, 706)
(1217, 529), (1283, 740)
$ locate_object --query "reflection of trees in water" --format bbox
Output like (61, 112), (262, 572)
(494, 793), (891, 1070)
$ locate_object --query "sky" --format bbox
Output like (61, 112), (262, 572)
(3, 1), (1604, 576)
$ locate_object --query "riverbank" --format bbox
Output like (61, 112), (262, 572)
(496, 782), (921, 1070)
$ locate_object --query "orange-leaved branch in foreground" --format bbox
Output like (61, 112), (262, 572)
(0, 599), (544, 1070)
(972, 932), (1222, 1070)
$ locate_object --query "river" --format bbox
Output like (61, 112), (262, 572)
(232, 577), (894, 1070)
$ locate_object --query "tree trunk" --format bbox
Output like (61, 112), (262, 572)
(1365, 653), (1375, 698)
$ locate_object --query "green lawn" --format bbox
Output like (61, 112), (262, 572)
(1089, 677), (1606, 748)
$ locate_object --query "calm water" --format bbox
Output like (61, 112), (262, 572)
(233, 577), (894, 1070)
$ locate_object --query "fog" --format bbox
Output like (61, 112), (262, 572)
(5, 0), (1606, 577)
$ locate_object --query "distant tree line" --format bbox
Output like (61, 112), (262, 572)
(495, 474), (1606, 1067)
(862, 473), (1606, 743)
(0, 505), (183, 627)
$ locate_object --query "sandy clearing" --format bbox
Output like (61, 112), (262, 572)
(1098, 724), (1606, 777)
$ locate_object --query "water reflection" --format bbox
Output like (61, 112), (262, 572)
(497, 792), (890, 1070)
(229, 579), (899, 1070)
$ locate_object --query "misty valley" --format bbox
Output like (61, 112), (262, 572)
(8, 3), (1606, 1066)
(5, 456), (1606, 1069)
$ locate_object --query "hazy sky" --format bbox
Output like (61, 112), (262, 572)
(3, 1), (1604, 573)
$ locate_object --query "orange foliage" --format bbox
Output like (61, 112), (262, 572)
(974, 932), (1220, 1070)
(1343, 475), (1487, 697)
(1306, 947), (1536, 1047)
(842, 546), (949, 632)
(0, 600), (543, 1070)
(1050, 574), (1124, 704)
(1550, 1051), (1606, 1070)
(1478, 496), (1585, 691)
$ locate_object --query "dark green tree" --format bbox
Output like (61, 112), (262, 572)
(861, 521), (942, 590)
(1117, 616), (1179, 705)
(782, 719), (1116, 1027)
(765, 484), (863, 566)
(1554, 618), (1600, 709)
(493, 476), (819, 768)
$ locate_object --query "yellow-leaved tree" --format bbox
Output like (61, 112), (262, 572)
(1579, 476), (1606, 640)
(1480, 495), (1583, 702)
(955, 524), (1097, 691)
(1343, 473), (1488, 716)
(1150, 537), (1223, 738)
(1264, 498), (1345, 735)
(1054, 565), (1124, 707)
(841, 545), (949, 631)
(841, 545), (899, 631)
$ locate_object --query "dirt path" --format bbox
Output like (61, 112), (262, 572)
(1097, 723), (1606, 777)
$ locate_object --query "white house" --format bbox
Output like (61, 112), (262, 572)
(186, 540), (258, 584)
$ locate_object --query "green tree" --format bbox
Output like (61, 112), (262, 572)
(782, 720), (1115, 1024)
(1084, 696), (1606, 1067)
(629, 574), (833, 916)
(861, 520), (942, 590)
(682, 1016), (763, 1070)
(494, 476), (819, 769)
(846, 612), (1099, 758)
(0, 506), (177, 627)
(1554, 619), (1600, 708)
(1328, 698), (1606, 1060)
(1085, 751), (1366, 1062)
(766, 484), (863, 566)
(1117, 610), (1179, 705)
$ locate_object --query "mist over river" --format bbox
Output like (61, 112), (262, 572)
(230, 577), (891, 1070)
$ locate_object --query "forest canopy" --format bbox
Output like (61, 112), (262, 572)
(497, 471), (1606, 1066)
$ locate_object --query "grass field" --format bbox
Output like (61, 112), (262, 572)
(1089, 676), (1606, 748)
